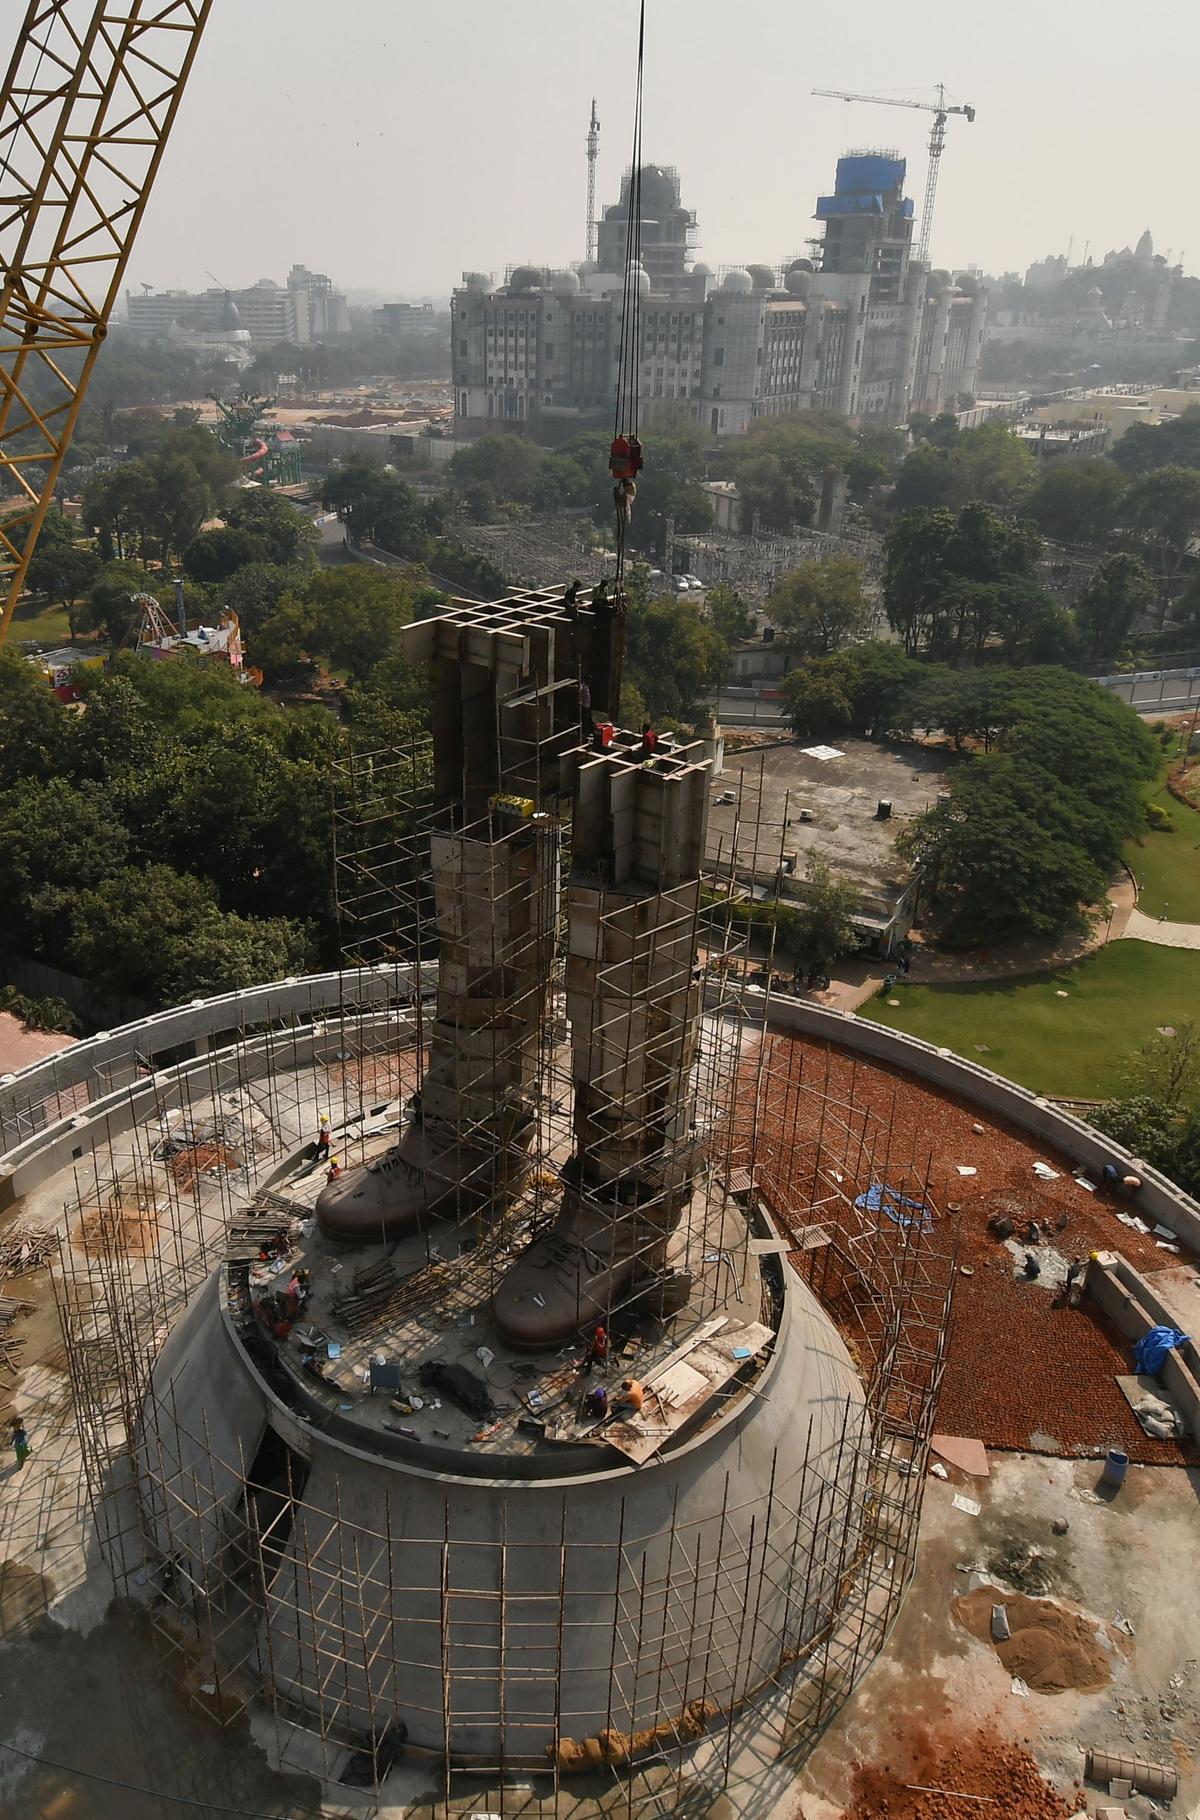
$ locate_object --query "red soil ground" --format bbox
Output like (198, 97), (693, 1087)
(752, 1034), (1198, 1466)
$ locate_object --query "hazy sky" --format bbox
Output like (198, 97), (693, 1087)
(128, 0), (1191, 301)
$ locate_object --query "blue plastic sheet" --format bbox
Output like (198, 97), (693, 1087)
(854, 1182), (933, 1233)
(1133, 1325), (1189, 1376)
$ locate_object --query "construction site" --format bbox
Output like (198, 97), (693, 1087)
(1, 584), (1199, 1820)
(3, 9), (1200, 1820)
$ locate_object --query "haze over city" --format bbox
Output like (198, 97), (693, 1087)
(129, 0), (1195, 296)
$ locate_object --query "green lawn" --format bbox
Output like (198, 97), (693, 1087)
(861, 940), (1200, 1100)
(1127, 771), (1200, 923)
(9, 598), (76, 646)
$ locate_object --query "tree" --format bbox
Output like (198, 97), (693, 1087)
(784, 643), (923, 742)
(0, 647), (67, 789)
(67, 864), (310, 1009)
(0, 776), (128, 954)
(897, 755), (1109, 944)
(897, 671), (1156, 944)
(954, 422), (1037, 509)
(83, 559), (154, 647)
(1075, 553), (1156, 659)
(894, 422), (1035, 515)
(1124, 1021), (1200, 1108)
(705, 584), (755, 647)
(909, 411), (960, 451)
(1089, 1095), (1185, 1172)
(622, 595), (725, 722)
(224, 489), (316, 567)
(882, 502), (1040, 655)
(1110, 405), (1200, 477)
(183, 524), (265, 583)
(796, 853), (861, 969)
(1121, 465), (1200, 584)
(1026, 459), (1126, 546)
(768, 557), (868, 656)
(219, 561), (313, 637)
(20, 510), (100, 635)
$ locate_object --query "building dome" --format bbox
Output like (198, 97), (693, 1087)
(722, 267), (753, 294)
(220, 291), (240, 330)
(627, 163), (679, 216)
(691, 261), (712, 278)
(461, 271), (493, 293)
(577, 259), (599, 278)
(784, 268), (810, 297)
(551, 268), (580, 294)
(626, 262), (651, 296)
(787, 257), (815, 275)
(509, 266), (544, 293)
(747, 263), (776, 291)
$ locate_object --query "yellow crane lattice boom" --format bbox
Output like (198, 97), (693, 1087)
(0, 0), (212, 647)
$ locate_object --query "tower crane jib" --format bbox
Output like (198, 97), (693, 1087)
(810, 85), (975, 272)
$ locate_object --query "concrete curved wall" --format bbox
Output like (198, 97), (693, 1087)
(143, 1260), (864, 1759)
(6, 972), (1197, 1250)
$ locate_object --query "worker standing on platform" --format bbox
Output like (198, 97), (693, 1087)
(315, 1114), (332, 1163)
(579, 673), (593, 738)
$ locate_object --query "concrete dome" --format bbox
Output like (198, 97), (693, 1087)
(747, 264), (776, 291)
(509, 266), (545, 293)
(461, 271), (493, 293)
(626, 262), (651, 296)
(787, 258), (815, 274)
(627, 163), (679, 216)
(722, 267), (753, 294)
(691, 261), (712, 277)
(551, 268), (580, 294)
(785, 268), (810, 297)
(577, 259), (599, 277)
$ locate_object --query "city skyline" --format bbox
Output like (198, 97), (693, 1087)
(124, 0), (1197, 303)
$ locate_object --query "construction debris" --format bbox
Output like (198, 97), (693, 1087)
(0, 1225), (57, 1277)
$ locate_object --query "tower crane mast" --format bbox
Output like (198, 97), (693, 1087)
(0, 1), (212, 648)
(811, 84), (975, 272)
(586, 98), (600, 264)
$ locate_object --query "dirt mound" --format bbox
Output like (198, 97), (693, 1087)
(848, 1721), (1084, 1818)
(953, 1585), (1119, 1694)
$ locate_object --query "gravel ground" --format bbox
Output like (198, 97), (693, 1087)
(751, 1033), (1199, 1465)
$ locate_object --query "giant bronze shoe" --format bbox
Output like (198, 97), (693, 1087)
(494, 740), (711, 1349)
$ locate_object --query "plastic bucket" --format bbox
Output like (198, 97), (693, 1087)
(1101, 1448), (1129, 1488)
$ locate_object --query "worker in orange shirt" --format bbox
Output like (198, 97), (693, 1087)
(610, 1377), (644, 1418)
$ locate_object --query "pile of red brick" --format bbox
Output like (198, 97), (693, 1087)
(751, 1034), (1198, 1465)
(847, 1724), (1086, 1819)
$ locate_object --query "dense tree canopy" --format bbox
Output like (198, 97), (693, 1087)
(767, 557), (868, 656)
(1025, 459), (1126, 546)
(893, 422), (1036, 514)
(896, 667), (1156, 944)
(882, 501), (1042, 657)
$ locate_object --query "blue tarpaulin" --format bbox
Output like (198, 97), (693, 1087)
(1133, 1325), (1189, 1376)
(854, 1182), (932, 1233)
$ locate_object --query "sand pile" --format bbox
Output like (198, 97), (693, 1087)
(953, 1585), (1118, 1694)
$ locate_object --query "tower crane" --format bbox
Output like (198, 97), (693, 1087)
(585, 98), (600, 264)
(811, 85), (975, 273)
(0, 1), (212, 648)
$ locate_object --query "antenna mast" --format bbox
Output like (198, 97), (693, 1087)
(586, 98), (600, 262)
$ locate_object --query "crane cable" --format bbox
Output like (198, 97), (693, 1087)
(609, 0), (646, 589)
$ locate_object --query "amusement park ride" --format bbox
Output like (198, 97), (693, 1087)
(210, 390), (303, 488)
